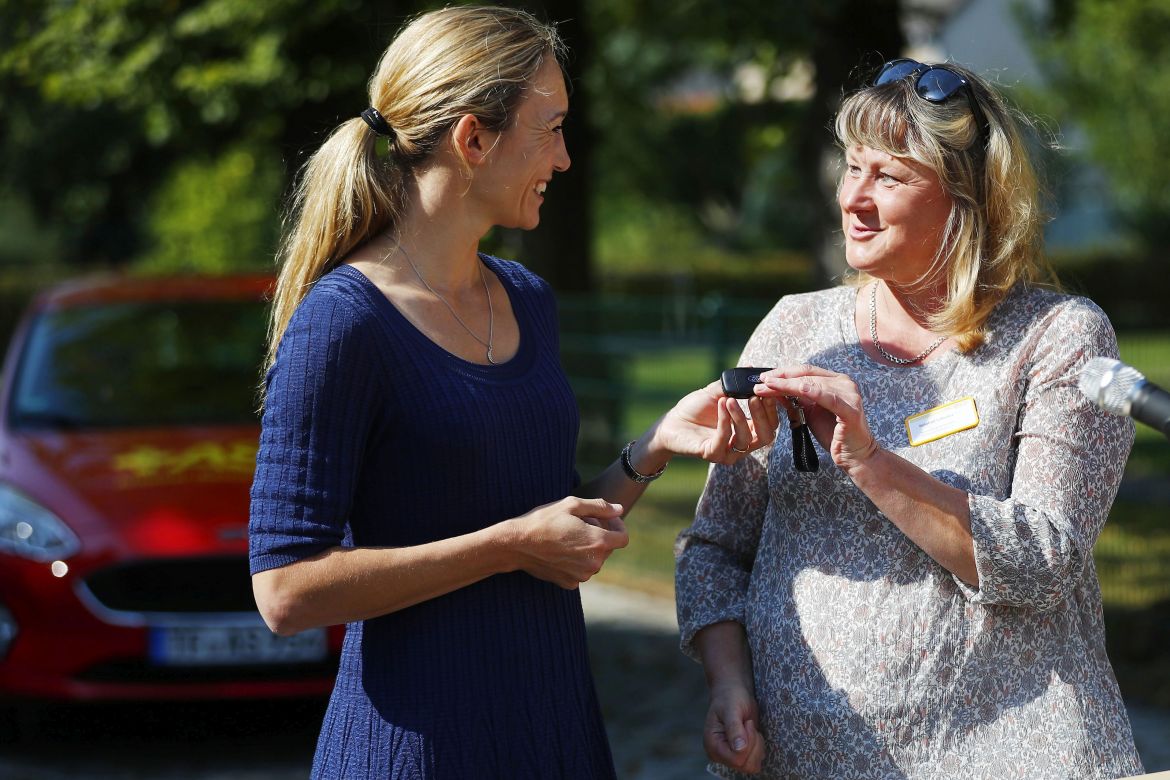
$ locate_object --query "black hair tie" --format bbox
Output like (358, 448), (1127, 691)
(360, 107), (394, 138)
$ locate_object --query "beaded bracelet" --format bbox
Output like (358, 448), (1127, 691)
(620, 440), (668, 483)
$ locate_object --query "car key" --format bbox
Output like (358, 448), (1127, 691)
(720, 367), (773, 399)
(720, 367), (819, 472)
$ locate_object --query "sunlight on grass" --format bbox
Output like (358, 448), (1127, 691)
(595, 459), (708, 597)
(1096, 502), (1170, 609)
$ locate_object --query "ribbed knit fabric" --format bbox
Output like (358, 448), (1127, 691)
(249, 257), (616, 779)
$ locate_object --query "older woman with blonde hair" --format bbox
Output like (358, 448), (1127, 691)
(676, 59), (1143, 778)
(248, 5), (776, 779)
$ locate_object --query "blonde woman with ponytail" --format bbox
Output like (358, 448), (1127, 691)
(677, 60), (1142, 778)
(248, 7), (777, 778)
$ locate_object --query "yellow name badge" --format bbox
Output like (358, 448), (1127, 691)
(905, 396), (979, 446)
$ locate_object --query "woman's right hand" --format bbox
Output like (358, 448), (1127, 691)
(694, 620), (765, 774)
(704, 681), (765, 774)
(505, 497), (629, 589)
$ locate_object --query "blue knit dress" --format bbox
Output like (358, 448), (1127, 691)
(249, 258), (616, 779)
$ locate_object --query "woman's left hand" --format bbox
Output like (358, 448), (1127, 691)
(754, 364), (879, 472)
(652, 380), (779, 465)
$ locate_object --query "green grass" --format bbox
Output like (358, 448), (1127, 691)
(1095, 501), (1170, 609)
(589, 333), (1170, 609)
(594, 347), (721, 593)
(1118, 332), (1170, 387)
(595, 458), (708, 596)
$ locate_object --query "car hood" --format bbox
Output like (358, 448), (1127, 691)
(11, 427), (259, 557)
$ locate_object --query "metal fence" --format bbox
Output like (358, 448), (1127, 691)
(559, 292), (771, 472)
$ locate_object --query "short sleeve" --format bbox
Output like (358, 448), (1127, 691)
(248, 288), (383, 575)
(957, 298), (1134, 609)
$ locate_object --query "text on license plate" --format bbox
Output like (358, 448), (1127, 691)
(148, 625), (327, 666)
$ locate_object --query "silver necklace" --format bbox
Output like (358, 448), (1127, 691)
(869, 282), (946, 365)
(399, 245), (497, 365)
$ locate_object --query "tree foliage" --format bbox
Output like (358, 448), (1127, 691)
(585, 0), (903, 282)
(0, 0), (905, 288)
(0, 0), (419, 270)
(1028, 0), (1170, 249)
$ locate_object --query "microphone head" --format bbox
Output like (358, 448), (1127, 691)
(1078, 356), (1145, 416)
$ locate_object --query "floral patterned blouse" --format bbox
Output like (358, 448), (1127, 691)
(675, 283), (1143, 779)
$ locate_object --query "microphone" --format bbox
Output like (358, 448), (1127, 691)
(1078, 357), (1170, 437)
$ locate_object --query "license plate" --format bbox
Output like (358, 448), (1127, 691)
(148, 624), (327, 666)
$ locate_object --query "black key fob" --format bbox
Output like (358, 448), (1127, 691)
(787, 398), (819, 473)
(720, 367), (773, 399)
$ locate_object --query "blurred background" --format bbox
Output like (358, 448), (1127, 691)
(1, 0), (1168, 776)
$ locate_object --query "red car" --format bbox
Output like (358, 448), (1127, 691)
(0, 274), (342, 711)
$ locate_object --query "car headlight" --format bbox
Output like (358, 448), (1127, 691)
(0, 483), (80, 562)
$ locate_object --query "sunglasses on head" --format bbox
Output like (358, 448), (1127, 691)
(874, 58), (989, 144)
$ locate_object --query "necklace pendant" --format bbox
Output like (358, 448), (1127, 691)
(397, 243), (498, 367)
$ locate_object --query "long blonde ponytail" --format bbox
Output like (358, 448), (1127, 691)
(266, 119), (400, 375)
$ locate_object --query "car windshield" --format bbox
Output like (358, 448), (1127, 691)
(10, 299), (268, 429)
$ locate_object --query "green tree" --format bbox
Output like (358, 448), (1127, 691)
(1028, 0), (1170, 249)
(138, 143), (284, 273)
(0, 0), (904, 289)
(585, 0), (903, 284)
(0, 0), (598, 289)
(0, 0), (430, 271)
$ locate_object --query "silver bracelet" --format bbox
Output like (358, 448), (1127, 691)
(620, 440), (668, 483)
